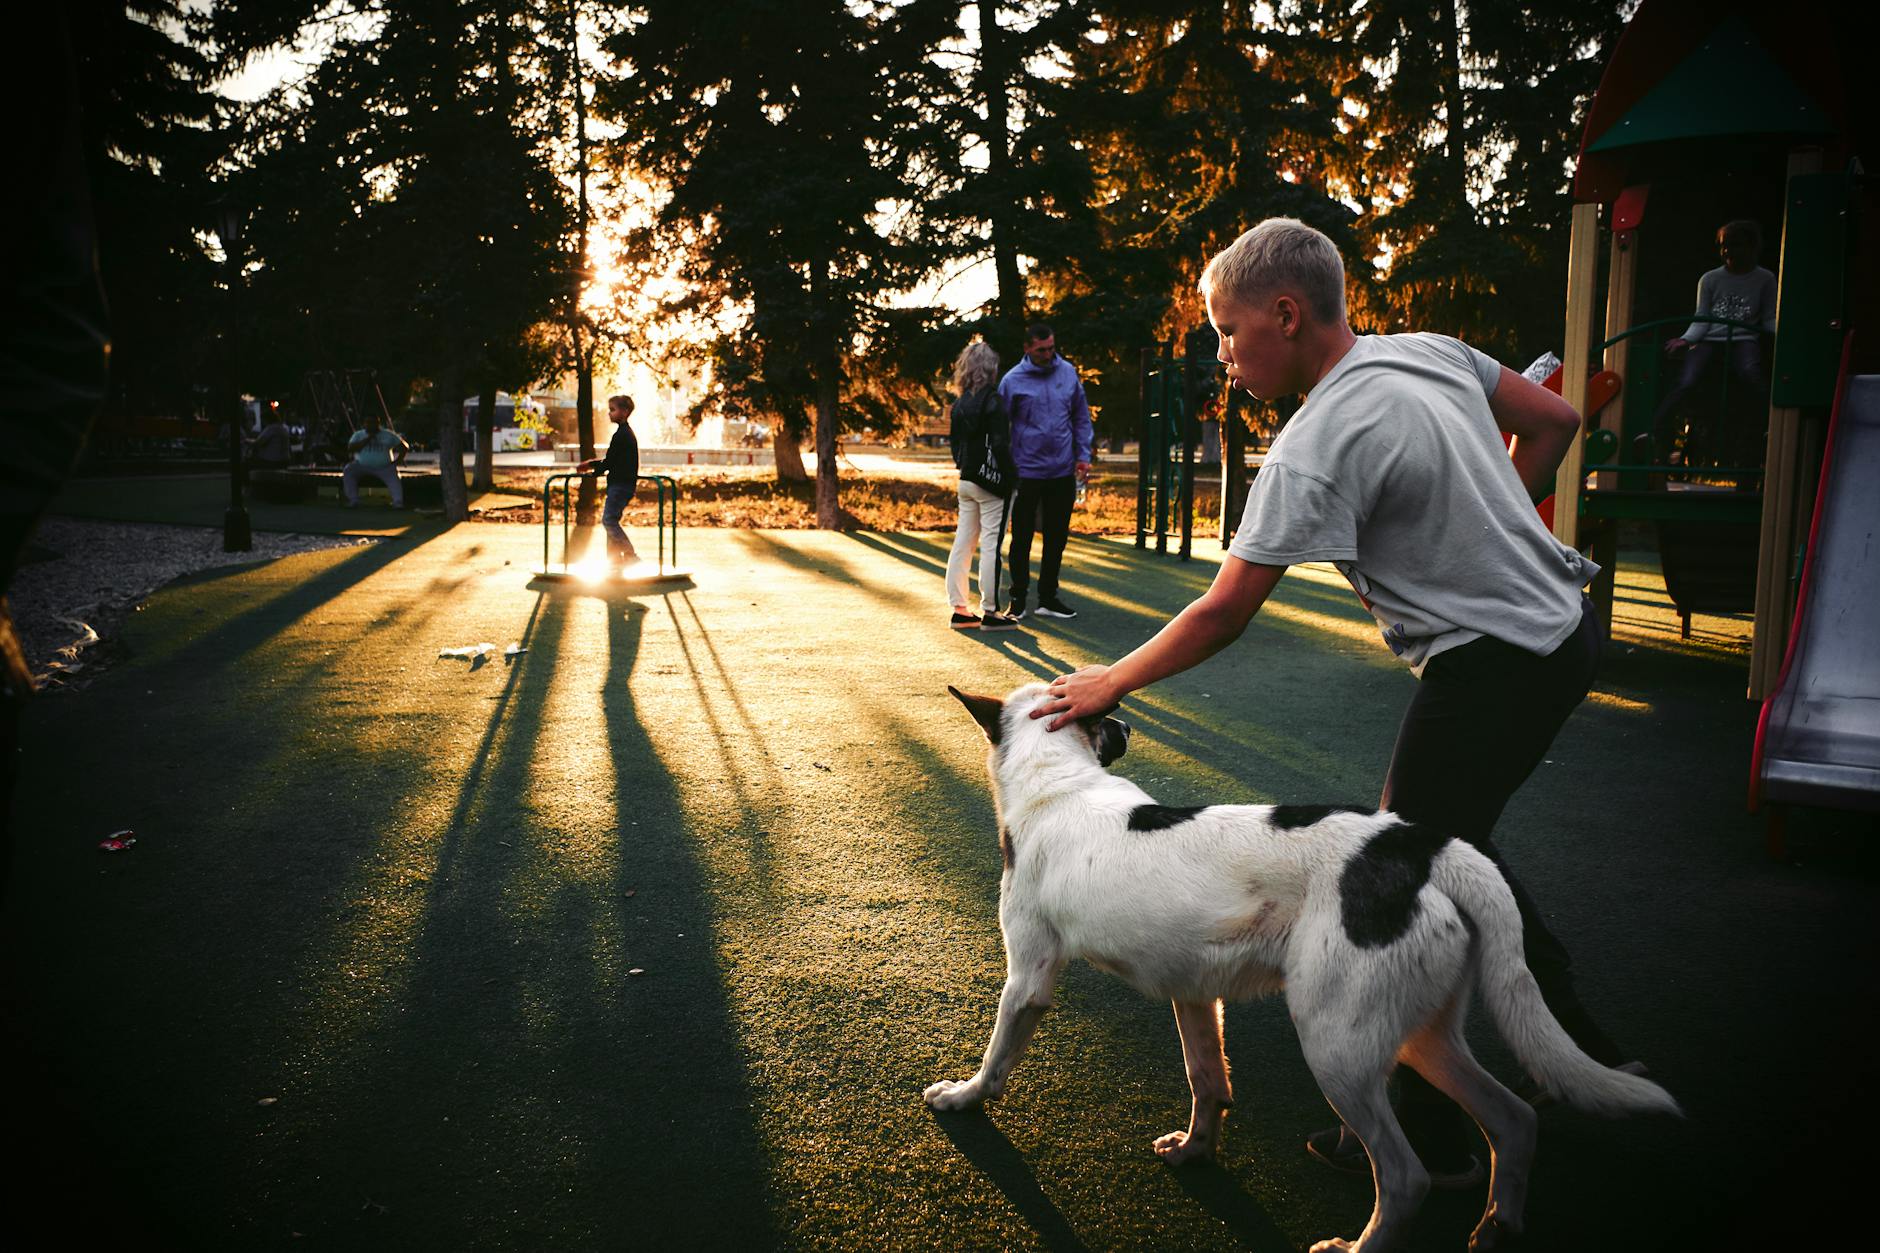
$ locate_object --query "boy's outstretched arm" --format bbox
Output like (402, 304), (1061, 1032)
(1489, 365), (1583, 503)
(1035, 557), (1286, 730)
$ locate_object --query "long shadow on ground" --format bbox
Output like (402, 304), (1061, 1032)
(3, 543), (777, 1249)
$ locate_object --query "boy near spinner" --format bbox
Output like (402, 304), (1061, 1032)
(578, 394), (640, 574)
(1034, 218), (1640, 1184)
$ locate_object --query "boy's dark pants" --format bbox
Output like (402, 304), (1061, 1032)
(1007, 475), (1075, 605)
(1379, 596), (1622, 1146)
(601, 477), (638, 562)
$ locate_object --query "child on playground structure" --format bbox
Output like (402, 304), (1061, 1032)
(578, 395), (641, 574)
(1641, 218), (1776, 470)
(1032, 217), (1641, 1187)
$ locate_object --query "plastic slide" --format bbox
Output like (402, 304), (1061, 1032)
(1751, 368), (1880, 827)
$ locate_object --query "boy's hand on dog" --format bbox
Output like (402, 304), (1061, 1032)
(1036, 665), (1120, 730)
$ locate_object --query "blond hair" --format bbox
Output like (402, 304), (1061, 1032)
(1200, 218), (1346, 323)
(950, 339), (1000, 395)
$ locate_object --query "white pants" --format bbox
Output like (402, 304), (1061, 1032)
(343, 461), (403, 506)
(946, 479), (1009, 611)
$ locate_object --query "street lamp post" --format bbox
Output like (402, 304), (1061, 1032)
(215, 197), (252, 552)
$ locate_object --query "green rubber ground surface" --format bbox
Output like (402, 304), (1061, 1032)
(5, 520), (1874, 1251)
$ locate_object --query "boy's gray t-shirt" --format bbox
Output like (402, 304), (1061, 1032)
(1227, 332), (1598, 674)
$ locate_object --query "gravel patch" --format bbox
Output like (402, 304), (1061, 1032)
(7, 517), (376, 690)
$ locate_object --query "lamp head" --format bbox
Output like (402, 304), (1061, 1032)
(212, 195), (247, 252)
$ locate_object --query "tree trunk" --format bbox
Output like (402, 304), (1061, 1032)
(575, 332), (597, 523)
(472, 373), (496, 491)
(979, 1), (1026, 357)
(566, 0), (597, 526)
(813, 371), (840, 529)
(773, 426), (808, 481)
(435, 364), (469, 522)
(809, 256), (841, 528)
(1437, 0), (1469, 203)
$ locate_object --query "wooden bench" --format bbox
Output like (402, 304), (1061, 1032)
(255, 468), (444, 508)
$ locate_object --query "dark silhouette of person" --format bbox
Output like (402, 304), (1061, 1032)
(2, 12), (112, 893)
(1640, 219), (1776, 470)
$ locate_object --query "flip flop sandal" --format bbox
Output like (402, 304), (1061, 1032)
(1304, 1126), (1372, 1179)
(1304, 1126), (1485, 1191)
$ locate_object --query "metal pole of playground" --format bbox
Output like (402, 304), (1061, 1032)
(1136, 346), (1153, 548)
(214, 196), (252, 553)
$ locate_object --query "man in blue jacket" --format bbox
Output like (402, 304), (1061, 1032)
(998, 323), (1093, 619)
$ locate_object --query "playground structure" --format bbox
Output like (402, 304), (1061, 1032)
(1550, 0), (1869, 693)
(300, 368), (395, 465)
(1554, 0), (1878, 839)
(1751, 359), (1880, 855)
(533, 470), (689, 586)
(1134, 332), (1206, 558)
(1137, 324), (1267, 559)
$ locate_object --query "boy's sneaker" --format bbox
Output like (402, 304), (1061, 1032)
(950, 611), (981, 629)
(979, 610), (1019, 631)
(1035, 595), (1078, 619)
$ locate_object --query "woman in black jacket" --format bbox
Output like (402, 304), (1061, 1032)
(945, 340), (1019, 630)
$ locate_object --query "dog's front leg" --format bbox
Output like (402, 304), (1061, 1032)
(1154, 998), (1233, 1163)
(925, 942), (1063, 1111)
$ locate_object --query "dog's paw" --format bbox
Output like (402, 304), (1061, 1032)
(1307, 1240), (1356, 1253)
(923, 1078), (986, 1111)
(1152, 1129), (1216, 1164)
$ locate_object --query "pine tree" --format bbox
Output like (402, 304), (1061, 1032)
(68, 1), (223, 424)
(1329, 0), (1624, 359)
(601, 0), (954, 525)
(1038, 1), (1358, 431)
(916, 1), (1098, 361)
(222, 0), (569, 519)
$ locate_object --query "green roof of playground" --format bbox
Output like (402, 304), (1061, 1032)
(1586, 15), (1834, 153)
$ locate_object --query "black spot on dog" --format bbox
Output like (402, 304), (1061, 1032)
(1128, 804), (1209, 831)
(1338, 822), (1452, 949)
(1270, 804), (1372, 830)
(1000, 824), (1015, 870)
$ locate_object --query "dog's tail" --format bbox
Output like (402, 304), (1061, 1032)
(1431, 840), (1682, 1119)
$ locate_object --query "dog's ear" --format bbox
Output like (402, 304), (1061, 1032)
(947, 685), (1004, 745)
(1087, 714), (1131, 766)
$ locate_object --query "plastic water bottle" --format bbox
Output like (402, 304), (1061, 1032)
(1075, 476), (1087, 505)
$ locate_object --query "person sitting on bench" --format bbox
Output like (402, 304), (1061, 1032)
(343, 414), (409, 508)
(247, 412), (293, 473)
